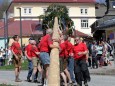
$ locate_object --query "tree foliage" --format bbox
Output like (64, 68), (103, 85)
(41, 4), (74, 35)
(0, 0), (10, 18)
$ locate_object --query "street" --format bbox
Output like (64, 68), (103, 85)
(0, 71), (115, 86)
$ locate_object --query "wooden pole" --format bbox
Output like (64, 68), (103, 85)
(48, 17), (60, 86)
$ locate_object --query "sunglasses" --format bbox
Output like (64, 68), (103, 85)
(75, 39), (79, 41)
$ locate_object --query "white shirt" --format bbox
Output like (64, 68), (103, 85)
(0, 53), (3, 58)
(96, 45), (103, 55)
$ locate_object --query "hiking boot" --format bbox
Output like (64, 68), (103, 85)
(34, 80), (39, 83)
(84, 82), (88, 86)
(27, 78), (31, 82)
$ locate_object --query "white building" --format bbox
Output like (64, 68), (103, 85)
(7, 0), (97, 36)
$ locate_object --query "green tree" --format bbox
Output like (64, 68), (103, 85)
(0, 0), (10, 18)
(41, 4), (74, 35)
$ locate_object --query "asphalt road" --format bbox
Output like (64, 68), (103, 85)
(0, 71), (115, 86)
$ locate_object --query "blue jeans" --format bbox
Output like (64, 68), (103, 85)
(68, 56), (76, 82)
(40, 52), (50, 65)
(27, 60), (37, 80)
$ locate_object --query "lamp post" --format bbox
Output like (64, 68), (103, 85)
(0, 18), (6, 49)
(17, 7), (22, 48)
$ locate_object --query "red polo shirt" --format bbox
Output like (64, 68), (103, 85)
(11, 42), (22, 55)
(64, 40), (73, 57)
(59, 42), (68, 58)
(31, 45), (39, 57)
(25, 44), (32, 58)
(38, 34), (53, 52)
(73, 42), (88, 60)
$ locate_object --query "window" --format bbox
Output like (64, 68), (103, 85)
(23, 7), (32, 15)
(29, 8), (31, 13)
(80, 8), (88, 15)
(81, 19), (89, 28)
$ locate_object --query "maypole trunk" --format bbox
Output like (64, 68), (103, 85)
(48, 17), (60, 86)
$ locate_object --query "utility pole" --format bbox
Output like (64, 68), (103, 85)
(105, 0), (110, 14)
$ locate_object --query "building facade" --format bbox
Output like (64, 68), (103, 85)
(8, 0), (96, 36)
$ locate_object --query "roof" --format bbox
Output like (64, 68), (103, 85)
(0, 20), (43, 38)
(95, 17), (115, 30)
(0, 20), (4, 29)
(12, 0), (95, 3)
(75, 30), (90, 37)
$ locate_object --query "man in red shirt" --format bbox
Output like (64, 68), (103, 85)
(73, 37), (90, 86)
(38, 29), (59, 85)
(30, 40), (42, 83)
(25, 38), (39, 82)
(59, 35), (72, 86)
(64, 36), (76, 83)
(11, 35), (22, 82)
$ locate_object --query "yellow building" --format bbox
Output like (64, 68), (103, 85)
(8, 0), (97, 36)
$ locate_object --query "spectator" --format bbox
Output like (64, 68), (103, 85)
(0, 51), (3, 66)
(96, 41), (104, 67)
(91, 41), (98, 69)
(2, 49), (6, 66)
(0, 47), (3, 52)
(102, 41), (112, 66)
(7, 47), (13, 65)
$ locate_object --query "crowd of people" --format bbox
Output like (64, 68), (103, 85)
(0, 28), (114, 86)
(87, 40), (114, 69)
(0, 47), (13, 66)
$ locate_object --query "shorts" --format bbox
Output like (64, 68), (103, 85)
(60, 57), (68, 72)
(40, 52), (50, 65)
(32, 57), (40, 67)
(13, 55), (22, 68)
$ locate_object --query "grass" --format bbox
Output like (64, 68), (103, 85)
(0, 60), (28, 70)
(0, 84), (15, 86)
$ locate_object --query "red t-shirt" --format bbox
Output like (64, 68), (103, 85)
(30, 45), (39, 57)
(38, 34), (53, 52)
(73, 42), (88, 60)
(11, 42), (22, 55)
(64, 40), (73, 57)
(25, 44), (32, 58)
(59, 42), (68, 58)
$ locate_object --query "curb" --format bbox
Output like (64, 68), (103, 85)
(90, 69), (115, 75)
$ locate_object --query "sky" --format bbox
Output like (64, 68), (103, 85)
(96, 0), (106, 4)
(0, 0), (106, 4)
(0, 0), (3, 4)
